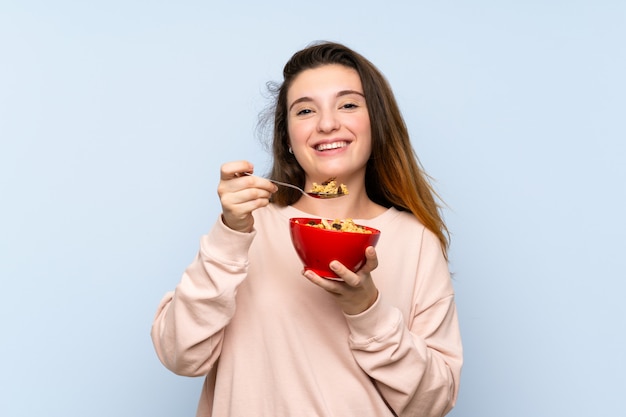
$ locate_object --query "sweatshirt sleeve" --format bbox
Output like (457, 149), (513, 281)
(150, 217), (255, 377)
(344, 229), (463, 417)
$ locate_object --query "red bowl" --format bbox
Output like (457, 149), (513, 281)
(289, 217), (381, 279)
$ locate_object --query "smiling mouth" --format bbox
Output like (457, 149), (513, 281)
(315, 141), (349, 151)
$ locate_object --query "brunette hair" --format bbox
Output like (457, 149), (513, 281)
(261, 41), (449, 257)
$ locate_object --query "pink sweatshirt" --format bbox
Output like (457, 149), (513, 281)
(151, 204), (462, 417)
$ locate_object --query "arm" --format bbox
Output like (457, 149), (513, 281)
(344, 230), (462, 417)
(151, 160), (277, 376)
(346, 295), (461, 416)
(150, 219), (255, 376)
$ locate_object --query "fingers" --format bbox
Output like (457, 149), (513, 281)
(333, 246), (378, 287)
(219, 161), (278, 195)
(303, 267), (379, 315)
(361, 246), (379, 275)
(220, 160), (253, 180)
(302, 246), (380, 315)
(218, 161), (278, 232)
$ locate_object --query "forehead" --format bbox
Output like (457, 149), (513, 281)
(287, 64), (363, 101)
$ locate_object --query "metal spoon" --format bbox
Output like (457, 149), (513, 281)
(241, 172), (345, 199)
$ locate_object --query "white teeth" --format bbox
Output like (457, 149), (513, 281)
(316, 141), (347, 151)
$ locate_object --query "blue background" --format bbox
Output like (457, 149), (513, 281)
(1, 1), (624, 416)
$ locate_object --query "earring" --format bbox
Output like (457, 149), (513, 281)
(288, 147), (293, 154)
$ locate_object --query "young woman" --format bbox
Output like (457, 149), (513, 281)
(151, 41), (462, 417)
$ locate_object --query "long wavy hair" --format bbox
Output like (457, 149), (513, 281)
(259, 41), (449, 258)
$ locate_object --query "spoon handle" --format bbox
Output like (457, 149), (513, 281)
(242, 172), (308, 195)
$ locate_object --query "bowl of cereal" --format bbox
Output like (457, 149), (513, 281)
(289, 217), (381, 279)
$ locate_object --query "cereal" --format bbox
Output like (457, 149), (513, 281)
(310, 178), (349, 196)
(302, 218), (372, 234)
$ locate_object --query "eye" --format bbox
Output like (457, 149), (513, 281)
(341, 102), (359, 110)
(296, 108), (313, 116)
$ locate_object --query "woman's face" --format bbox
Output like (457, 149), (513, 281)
(286, 64), (372, 185)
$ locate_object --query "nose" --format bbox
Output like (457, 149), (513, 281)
(316, 109), (340, 133)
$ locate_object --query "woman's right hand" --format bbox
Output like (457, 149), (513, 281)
(217, 161), (278, 233)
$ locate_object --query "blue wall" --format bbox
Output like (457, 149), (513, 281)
(1, 1), (624, 416)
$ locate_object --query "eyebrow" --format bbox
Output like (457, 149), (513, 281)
(288, 90), (365, 112)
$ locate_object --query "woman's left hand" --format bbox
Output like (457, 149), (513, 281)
(303, 246), (379, 315)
